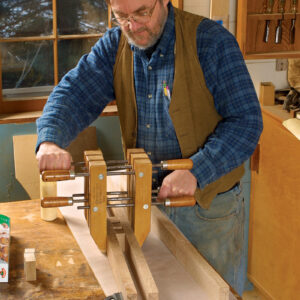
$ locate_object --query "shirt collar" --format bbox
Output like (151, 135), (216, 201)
(130, 2), (175, 56)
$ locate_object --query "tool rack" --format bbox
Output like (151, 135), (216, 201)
(40, 148), (196, 299)
(237, 0), (300, 59)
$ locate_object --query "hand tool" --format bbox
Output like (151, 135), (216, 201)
(290, 0), (297, 44)
(264, 0), (275, 43)
(275, 0), (286, 44)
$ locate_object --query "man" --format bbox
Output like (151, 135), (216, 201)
(36, 0), (263, 295)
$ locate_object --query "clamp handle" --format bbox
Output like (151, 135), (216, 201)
(41, 170), (74, 182)
(41, 197), (73, 208)
(164, 196), (196, 207)
(160, 159), (193, 170)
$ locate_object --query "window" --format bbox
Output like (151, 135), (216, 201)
(0, 0), (110, 114)
(0, 0), (182, 115)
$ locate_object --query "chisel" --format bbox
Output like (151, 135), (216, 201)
(275, 0), (286, 44)
(264, 0), (275, 43)
(290, 0), (297, 44)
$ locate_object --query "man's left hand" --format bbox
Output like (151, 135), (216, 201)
(158, 170), (197, 199)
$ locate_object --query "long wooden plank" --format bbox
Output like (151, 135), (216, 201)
(107, 219), (137, 300)
(151, 206), (230, 300)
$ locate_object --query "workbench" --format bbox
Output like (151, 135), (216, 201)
(1, 173), (237, 300)
(0, 199), (105, 299)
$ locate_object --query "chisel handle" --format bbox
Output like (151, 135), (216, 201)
(41, 170), (74, 182)
(266, 0), (275, 13)
(160, 159), (193, 170)
(165, 196), (196, 207)
(278, 0), (285, 13)
(41, 197), (73, 208)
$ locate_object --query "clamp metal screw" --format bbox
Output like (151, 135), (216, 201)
(143, 204), (149, 210)
(93, 207), (99, 213)
(99, 174), (104, 180)
(139, 172), (144, 178)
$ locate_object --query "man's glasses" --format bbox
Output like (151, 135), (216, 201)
(111, 0), (158, 26)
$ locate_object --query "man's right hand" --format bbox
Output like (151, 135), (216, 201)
(36, 142), (72, 172)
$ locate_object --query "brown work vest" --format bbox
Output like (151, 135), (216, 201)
(113, 7), (244, 209)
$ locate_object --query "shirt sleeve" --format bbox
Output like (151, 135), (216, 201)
(189, 19), (263, 189)
(36, 28), (121, 151)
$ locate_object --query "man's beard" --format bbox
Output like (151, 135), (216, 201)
(123, 6), (168, 50)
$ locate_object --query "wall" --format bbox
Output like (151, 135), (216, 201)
(0, 116), (123, 202)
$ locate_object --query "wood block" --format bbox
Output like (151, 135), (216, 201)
(24, 249), (36, 281)
(259, 82), (275, 106)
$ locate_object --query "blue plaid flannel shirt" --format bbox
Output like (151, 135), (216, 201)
(37, 4), (262, 189)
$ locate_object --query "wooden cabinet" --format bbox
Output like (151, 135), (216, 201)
(237, 0), (300, 59)
(248, 106), (300, 299)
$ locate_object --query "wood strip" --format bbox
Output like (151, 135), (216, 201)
(52, 0), (59, 85)
(89, 152), (107, 253)
(122, 221), (159, 300)
(58, 34), (103, 40)
(107, 218), (137, 300)
(0, 36), (55, 43)
(151, 206), (230, 300)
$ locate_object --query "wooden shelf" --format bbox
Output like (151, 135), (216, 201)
(0, 104), (118, 124)
(237, 0), (300, 59)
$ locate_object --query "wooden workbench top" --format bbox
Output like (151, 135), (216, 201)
(0, 199), (105, 300)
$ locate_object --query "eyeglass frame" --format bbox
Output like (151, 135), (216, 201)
(111, 0), (158, 26)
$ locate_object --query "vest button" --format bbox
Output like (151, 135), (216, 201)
(148, 94), (152, 99)
(148, 65), (152, 70)
(147, 151), (152, 156)
(160, 53), (164, 58)
(146, 124), (151, 128)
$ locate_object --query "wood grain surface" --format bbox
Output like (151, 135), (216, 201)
(0, 199), (105, 300)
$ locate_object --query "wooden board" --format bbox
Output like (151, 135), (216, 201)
(13, 135), (40, 199)
(0, 199), (105, 300)
(151, 206), (230, 300)
(210, 0), (230, 29)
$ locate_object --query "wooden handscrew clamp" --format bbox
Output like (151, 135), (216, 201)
(24, 248), (36, 281)
(40, 148), (195, 300)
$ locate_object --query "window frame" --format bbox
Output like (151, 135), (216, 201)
(0, 0), (182, 115)
(0, 0), (112, 114)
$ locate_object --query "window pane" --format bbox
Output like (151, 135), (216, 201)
(1, 41), (54, 95)
(57, 0), (108, 35)
(58, 38), (98, 80)
(0, 0), (53, 38)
